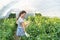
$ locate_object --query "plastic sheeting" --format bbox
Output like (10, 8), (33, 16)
(0, 0), (60, 18)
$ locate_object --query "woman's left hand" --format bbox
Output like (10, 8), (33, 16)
(24, 21), (30, 27)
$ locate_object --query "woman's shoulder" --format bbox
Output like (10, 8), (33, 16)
(18, 17), (24, 22)
(18, 17), (23, 20)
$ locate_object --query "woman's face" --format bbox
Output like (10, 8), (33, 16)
(21, 13), (26, 18)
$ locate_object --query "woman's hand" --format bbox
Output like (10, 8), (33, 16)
(24, 21), (30, 26)
(21, 21), (30, 31)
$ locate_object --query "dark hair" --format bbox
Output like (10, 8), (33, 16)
(17, 10), (26, 20)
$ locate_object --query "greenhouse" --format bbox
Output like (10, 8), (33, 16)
(0, 0), (60, 40)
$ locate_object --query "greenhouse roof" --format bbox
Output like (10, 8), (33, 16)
(0, 0), (60, 18)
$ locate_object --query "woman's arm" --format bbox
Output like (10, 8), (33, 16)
(21, 21), (30, 31)
(21, 22), (26, 31)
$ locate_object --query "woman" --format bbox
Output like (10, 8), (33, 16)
(16, 10), (29, 40)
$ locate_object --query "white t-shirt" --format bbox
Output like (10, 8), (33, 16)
(17, 17), (24, 28)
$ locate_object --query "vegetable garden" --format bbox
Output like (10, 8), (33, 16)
(0, 14), (60, 40)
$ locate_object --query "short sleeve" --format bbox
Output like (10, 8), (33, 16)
(18, 17), (24, 24)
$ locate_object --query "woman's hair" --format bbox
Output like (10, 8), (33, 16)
(17, 10), (26, 20)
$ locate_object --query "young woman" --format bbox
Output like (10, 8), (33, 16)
(16, 10), (29, 40)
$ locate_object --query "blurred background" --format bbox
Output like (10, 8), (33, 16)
(0, 0), (60, 18)
(0, 0), (60, 40)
